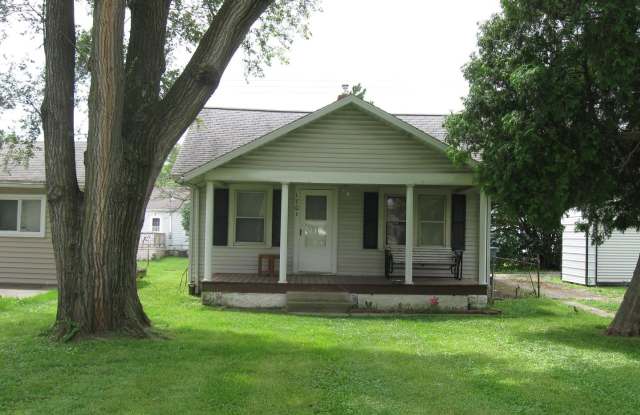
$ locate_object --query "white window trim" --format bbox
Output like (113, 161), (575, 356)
(228, 184), (273, 248)
(0, 194), (46, 238)
(382, 189), (451, 248)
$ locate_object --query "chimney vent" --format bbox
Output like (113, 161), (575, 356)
(337, 83), (350, 100)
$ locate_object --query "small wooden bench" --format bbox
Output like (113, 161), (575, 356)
(384, 247), (463, 280)
(258, 254), (279, 278)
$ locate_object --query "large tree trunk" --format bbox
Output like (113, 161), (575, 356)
(42, 0), (273, 340)
(606, 254), (640, 336)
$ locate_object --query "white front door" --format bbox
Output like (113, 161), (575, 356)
(297, 189), (335, 273)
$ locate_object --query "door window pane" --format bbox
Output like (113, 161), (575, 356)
(237, 192), (265, 217)
(236, 218), (264, 243)
(386, 222), (406, 245)
(0, 200), (18, 231)
(20, 200), (41, 232)
(304, 224), (327, 248)
(305, 195), (327, 220)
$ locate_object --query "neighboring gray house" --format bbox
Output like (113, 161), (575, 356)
(173, 95), (491, 311)
(0, 143), (184, 286)
(562, 209), (639, 286)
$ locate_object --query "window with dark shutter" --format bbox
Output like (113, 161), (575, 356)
(363, 192), (379, 249)
(451, 194), (466, 251)
(272, 189), (281, 247)
(213, 188), (229, 246)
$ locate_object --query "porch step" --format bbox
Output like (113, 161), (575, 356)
(286, 291), (353, 313)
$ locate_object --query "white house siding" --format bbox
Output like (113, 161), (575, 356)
(224, 106), (468, 174)
(196, 183), (480, 282)
(561, 210), (596, 285)
(594, 230), (640, 284)
(141, 209), (189, 251)
(0, 187), (56, 286)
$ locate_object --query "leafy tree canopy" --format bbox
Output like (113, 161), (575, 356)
(446, 0), (640, 241)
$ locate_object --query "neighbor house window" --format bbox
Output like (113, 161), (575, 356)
(417, 194), (446, 246)
(0, 196), (45, 237)
(152, 218), (160, 232)
(235, 191), (266, 243)
(385, 196), (406, 245)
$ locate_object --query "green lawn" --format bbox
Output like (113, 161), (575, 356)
(2, 258), (640, 414)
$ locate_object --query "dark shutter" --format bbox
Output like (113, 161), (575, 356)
(213, 188), (229, 246)
(451, 194), (466, 251)
(363, 192), (379, 249)
(272, 189), (281, 247)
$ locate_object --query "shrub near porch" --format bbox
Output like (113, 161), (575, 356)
(1, 257), (639, 414)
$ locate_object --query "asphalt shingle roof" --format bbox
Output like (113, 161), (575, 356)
(173, 107), (448, 177)
(0, 141), (87, 185)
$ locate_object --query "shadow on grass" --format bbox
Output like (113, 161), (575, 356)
(3, 322), (640, 414)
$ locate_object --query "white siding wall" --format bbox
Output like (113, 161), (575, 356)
(0, 188), (56, 286)
(196, 183), (480, 281)
(562, 210), (596, 285)
(596, 230), (640, 284)
(224, 107), (467, 174)
(141, 209), (188, 251)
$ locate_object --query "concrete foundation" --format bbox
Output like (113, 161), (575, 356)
(202, 291), (488, 312)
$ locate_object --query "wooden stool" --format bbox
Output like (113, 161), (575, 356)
(258, 254), (279, 278)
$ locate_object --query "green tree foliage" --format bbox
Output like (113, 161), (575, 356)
(156, 145), (180, 188)
(446, 0), (640, 335)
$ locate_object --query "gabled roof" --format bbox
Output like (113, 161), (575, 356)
(0, 142), (87, 186)
(173, 95), (453, 180)
(147, 187), (190, 211)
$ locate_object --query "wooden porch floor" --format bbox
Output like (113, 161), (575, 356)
(202, 273), (487, 295)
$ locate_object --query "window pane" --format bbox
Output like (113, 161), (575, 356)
(20, 200), (41, 232)
(386, 222), (406, 245)
(304, 224), (327, 248)
(152, 218), (160, 232)
(237, 192), (265, 218)
(386, 197), (406, 221)
(0, 200), (18, 231)
(418, 195), (445, 221)
(419, 222), (445, 246)
(305, 195), (327, 220)
(236, 218), (264, 243)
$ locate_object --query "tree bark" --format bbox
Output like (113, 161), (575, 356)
(606, 253), (640, 336)
(42, 0), (274, 339)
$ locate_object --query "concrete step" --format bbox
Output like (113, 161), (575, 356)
(286, 291), (353, 313)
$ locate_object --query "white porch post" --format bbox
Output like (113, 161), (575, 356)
(479, 191), (490, 285)
(405, 184), (414, 285)
(203, 181), (214, 282)
(279, 183), (289, 283)
(190, 187), (200, 286)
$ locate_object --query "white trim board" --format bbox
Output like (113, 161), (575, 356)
(182, 95), (477, 181)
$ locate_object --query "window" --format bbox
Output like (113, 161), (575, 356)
(0, 196), (45, 237)
(385, 196), (406, 245)
(417, 194), (446, 246)
(235, 191), (266, 243)
(152, 218), (160, 232)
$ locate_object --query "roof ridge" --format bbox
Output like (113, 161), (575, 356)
(202, 106), (449, 117)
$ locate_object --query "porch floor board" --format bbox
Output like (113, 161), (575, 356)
(202, 273), (487, 295)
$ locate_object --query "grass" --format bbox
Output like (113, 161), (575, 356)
(1, 258), (640, 414)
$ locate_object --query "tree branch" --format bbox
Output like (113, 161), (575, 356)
(147, 0), (273, 158)
(123, 0), (172, 127)
(42, 0), (79, 199)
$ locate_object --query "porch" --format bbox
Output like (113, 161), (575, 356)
(203, 272), (488, 295)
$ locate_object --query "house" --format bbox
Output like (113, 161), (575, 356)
(0, 143), (184, 286)
(138, 187), (190, 260)
(561, 209), (638, 285)
(173, 96), (491, 311)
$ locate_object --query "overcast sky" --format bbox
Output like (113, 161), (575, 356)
(208, 0), (502, 114)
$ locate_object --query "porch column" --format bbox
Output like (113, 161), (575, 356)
(190, 187), (200, 287)
(405, 184), (414, 285)
(279, 183), (289, 283)
(203, 181), (214, 282)
(479, 191), (490, 285)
